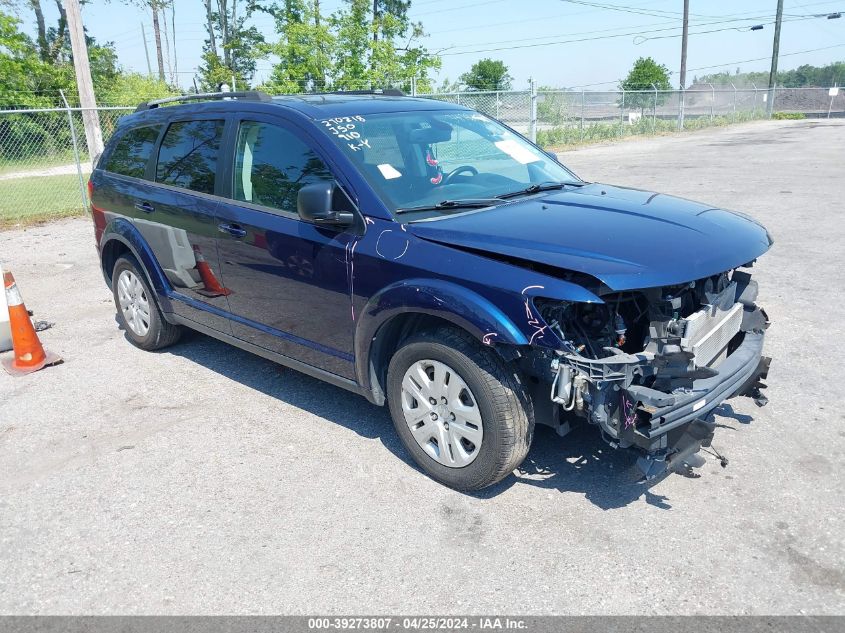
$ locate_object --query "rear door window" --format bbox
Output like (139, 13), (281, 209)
(232, 121), (334, 213)
(155, 119), (224, 194)
(103, 125), (161, 178)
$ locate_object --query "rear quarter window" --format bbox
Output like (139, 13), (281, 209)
(102, 125), (161, 178)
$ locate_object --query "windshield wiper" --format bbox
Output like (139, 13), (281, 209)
(495, 180), (586, 200)
(394, 198), (505, 214)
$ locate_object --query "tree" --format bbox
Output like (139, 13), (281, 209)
(696, 61), (845, 88)
(259, 0), (439, 94)
(111, 1), (169, 82)
(459, 58), (512, 91)
(98, 71), (176, 105)
(0, 9), (68, 107)
(198, 0), (265, 90)
(434, 76), (460, 93)
(331, 0), (369, 89)
(2, 0), (69, 63)
(331, 0), (438, 92)
(260, 0), (333, 93)
(371, 0), (408, 42)
(619, 56), (671, 112)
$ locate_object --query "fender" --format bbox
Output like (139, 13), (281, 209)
(99, 217), (175, 313)
(354, 278), (530, 391)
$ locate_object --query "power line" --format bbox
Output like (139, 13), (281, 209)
(411, 0), (511, 17)
(687, 43), (845, 74)
(633, 13), (823, 43)
(428, 7), (801, 47)
(437, 12), (834, 56)
(567, 42), (845, 88)
(558, 0), (686, 20)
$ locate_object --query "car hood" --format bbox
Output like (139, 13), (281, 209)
(406, 183), (773, 291)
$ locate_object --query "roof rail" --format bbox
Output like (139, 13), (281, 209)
(135, 90), (273, 112)
(324, 89), (406, 97)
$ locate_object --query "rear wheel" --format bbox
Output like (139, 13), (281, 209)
(386, 327), (533, 491)
(112, 255), (181, 351)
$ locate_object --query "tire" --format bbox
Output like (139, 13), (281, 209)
(386, 327), (534, 491)
(112, 255), (181, 351)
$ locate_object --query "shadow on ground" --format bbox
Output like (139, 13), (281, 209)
(478, 425), (675, 510)
(166, 330), (677, 510)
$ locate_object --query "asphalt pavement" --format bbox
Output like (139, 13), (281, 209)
(1, 119), (843, 614)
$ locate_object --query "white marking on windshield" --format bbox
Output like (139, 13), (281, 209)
(378, 164), (402, 180)
(494, 139), (542, 165)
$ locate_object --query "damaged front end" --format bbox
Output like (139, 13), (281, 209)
(534, 268), (771, 479)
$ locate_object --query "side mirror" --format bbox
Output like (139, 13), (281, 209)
(297, 182), (354, 227)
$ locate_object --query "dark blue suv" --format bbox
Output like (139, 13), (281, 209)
(89, 90), (772, 489)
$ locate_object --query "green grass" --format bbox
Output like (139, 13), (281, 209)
(0, 173), (89, 230)
(537, 110), (769, 150)
(0, 150), (81, 176)
(771, 111), (806, 120)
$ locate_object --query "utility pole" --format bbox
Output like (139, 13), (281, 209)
(151, 3), (165, 82)
(678, 0), (689, 129)
(767, 0), (784, 117)
(679, 0), (689, 89)
(141, 22), (152, 77)
(171, 4), (178, 87)
(63, 0), (103, 159)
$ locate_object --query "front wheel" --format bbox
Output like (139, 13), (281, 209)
(386, 328), (534, 491)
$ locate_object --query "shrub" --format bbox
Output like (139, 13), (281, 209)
(771, 112), (806, 120)
(535, 108), (771, 150)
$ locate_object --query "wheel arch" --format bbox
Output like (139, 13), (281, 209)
(355, 279), (529, 405)
(99, 217), (175, 313)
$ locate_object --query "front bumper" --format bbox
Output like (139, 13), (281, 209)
(630, 330), (770, 478)
(553, 310), (770, 479)
(635, 331), (769, 440)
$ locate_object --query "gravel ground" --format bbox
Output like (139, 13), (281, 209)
(1, 119), (843, 615)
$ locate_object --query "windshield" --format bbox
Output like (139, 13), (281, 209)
(317, 110), (581, 218)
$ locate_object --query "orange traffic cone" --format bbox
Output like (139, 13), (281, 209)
(1, 271), (62, 376)
(192, 245), (232, 297)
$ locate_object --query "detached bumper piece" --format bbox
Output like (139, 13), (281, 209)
(631, 332), (770, 479)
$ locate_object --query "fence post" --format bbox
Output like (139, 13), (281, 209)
(410, 76), (417, 96)
(529, 78), (538, 143)
(620, 89), (625, 138)
(59, 89), (88, 212)
(752, 82), (758, 114)
(709, 83), (715, 121)
(731, 82), (737, 121)
(495, 91), (500, 118)
(652, 84), (657, 134)
(580, 90), (585, 141)
(828, 84), (837, 119)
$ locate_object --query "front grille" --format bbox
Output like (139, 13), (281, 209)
(681, 302), (744, 367)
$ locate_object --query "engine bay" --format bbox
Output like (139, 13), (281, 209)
(533, 267), (771, 479)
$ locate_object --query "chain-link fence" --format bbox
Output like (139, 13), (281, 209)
(423, 86), (845, 144)
(0, 104), (133, 227)
(1, 86), (842, 228)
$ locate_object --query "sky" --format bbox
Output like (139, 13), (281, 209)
(11, 0), (845, 90)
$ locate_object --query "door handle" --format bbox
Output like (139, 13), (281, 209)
(218, 222), (247, 238)
(134, 201), (155, 214)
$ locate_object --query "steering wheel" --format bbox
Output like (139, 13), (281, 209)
(444, 165), (479, 185)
